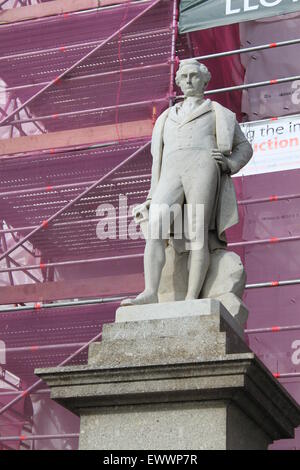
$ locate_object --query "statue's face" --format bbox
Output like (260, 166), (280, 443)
(178, 64), (205, 97)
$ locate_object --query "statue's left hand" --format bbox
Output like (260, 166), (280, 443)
(211, 149), (231, 174)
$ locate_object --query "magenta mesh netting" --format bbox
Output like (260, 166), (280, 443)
(0, 302), (116, 449)
(0, 0), (173, 133)
(0, 139), (151, 258)
(0, 0), (173, 290)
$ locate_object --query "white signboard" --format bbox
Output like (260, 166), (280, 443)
(237, 114), (300, 176)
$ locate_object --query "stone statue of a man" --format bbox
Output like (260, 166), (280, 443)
(122, 59), (253, 306)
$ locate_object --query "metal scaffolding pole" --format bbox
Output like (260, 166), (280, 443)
(1, 62), (169, 94)
(0, 250), (143, 275)
(0, 229), (14, 287)
(198, 75), (300, 96)
(1, 342), (88, 353)
(245, 278), (300, 289)
(228, 234), (300, 248)
(1, 324), (300, 352)
(245, 324), (300, 334)
(0, 434), (79, 442)
(206, 75), (300, 95)
(1, 276), (300, 313)
(168, 0), (178, 106)
(0, 27), (169, 63)
(194, 37), (300, 61)
(3, 232), (300, 274)
(0, 296), (124, 312)
(9, 98), (167, 126)
(3, 254), (42, 284)
(0, 187), (298, 214)
(0, 176), (150, 198)
(10, 75), (300, 124)
(0, 389), (49, 397)
(238, 193), (300, 206)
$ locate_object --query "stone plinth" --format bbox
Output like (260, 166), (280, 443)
(36, 299), (300, 450)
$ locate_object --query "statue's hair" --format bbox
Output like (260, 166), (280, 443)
(175, 59), (211, 89)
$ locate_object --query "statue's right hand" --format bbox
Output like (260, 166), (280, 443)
(132, 200), (151, 221)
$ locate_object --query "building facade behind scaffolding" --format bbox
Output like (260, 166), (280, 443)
(0, 0), (300, 450)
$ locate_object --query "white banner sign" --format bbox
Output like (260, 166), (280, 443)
(237, 114), (300, 176)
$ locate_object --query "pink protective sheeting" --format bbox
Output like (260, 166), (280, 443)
(0, 139), (151, 275)
(188, 24), (245, 121)
(0, 0), (173, 134)
(0, 0), (174, 289)
(0, 367), (34, 450)
(240, 12), (300, 121)
(0, 301), (116, 450)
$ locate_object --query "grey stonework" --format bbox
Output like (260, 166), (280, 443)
(36, 299), (300, 450)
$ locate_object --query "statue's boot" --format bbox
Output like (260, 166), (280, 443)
(120, 291), (158, 306)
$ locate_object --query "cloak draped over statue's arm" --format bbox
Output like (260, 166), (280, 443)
(147, 108), (170, 201)
(227, 122), (253, 175)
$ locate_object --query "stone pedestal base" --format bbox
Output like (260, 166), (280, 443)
(36, 299), (300, 450)
(79, 401), (270, 450)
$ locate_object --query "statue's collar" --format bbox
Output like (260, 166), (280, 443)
(170, 98), (212, 126)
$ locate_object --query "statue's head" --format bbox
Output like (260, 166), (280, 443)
(175, 59), (211, 97)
